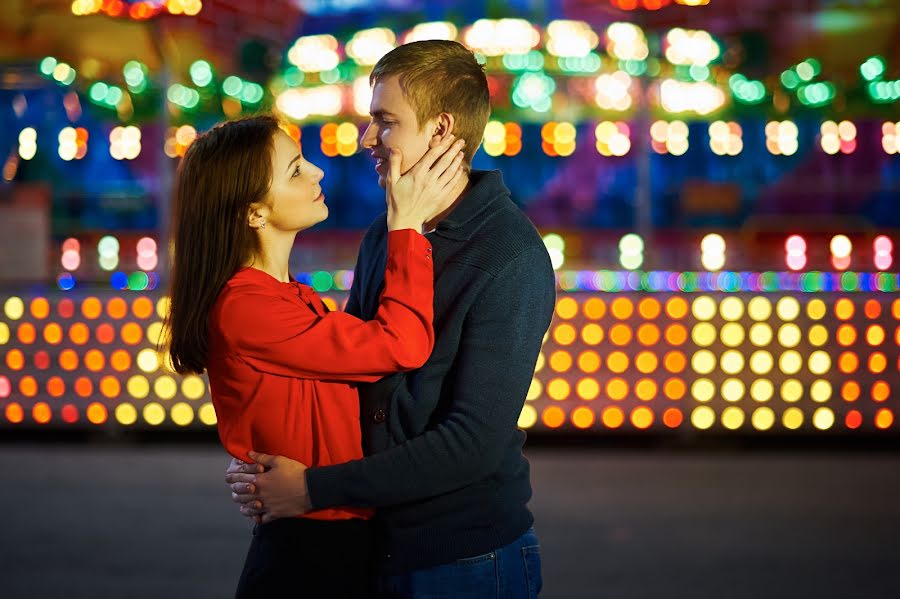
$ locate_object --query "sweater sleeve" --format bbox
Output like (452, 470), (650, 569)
(305, 246), (556, 507)
(221, 229), (434, 382)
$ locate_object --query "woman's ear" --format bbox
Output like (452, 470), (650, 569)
(247, 205), (268, 231)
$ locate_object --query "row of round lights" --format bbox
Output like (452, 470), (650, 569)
(3, 401), (216, 427)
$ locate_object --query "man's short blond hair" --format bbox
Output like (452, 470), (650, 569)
(370, 40), (491, 164)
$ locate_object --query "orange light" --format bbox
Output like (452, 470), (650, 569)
(841, 381), (861, 402)
(82, 297), (102, 319)
(663, 408), (683, 428)
(845, 410), (863, 429)
(875, 408), (894, 430)
(555, 297), (579, 319)
(47, 376), (65, 397)
(664, 324), (688, 346)
(610, 298), (634, 320)
(96, 323), (115, 344)
(635, 379), (658, 401)
(583, 298), (607, 319)
(110, 349), (132, 372)
(601, 406), (625, 428)
(638, 298), (661, 320)
(85, 349), (106, 372)
(609, 324), (633, 346)
(43, 323), (63, 345)
(864, 299), (881, 319)
(16, 323), (36, 344)
(663, 378), (686, 400)
(665, 297), (689, 320)
(576, 378), (600, 400)
(30, 297), (50, 319)
(571, 407), (595, 429)
(6, 349), (25, 370)
(100, 375), (121, 398)
(19, 376), (38, 397)
(866, 325), (885, 346)
(5, 403), (24, 424)
(637, 323), (660, 346)
(74, 377), (93, 398)
(635, 351), (658, 373)
(631, 407), (654, 429)
(581, 324), (604, 345)
(606, 377), (629, 400)
(547, 378), (571, 400)
(86, 402), (108, 425)
(607, 351), (630, 373)
(33, 402), (52, 424)
(836, 324), (857, 346)
(69, 322), (90, 345)
(663, 351), (687, 373)
(578, 351), (602, 373)
(59, 349), (79, 371)
(834, 298), (855, 320)
(838, 352), (859, 374)
(132, 297), (155, 319)
(121, 322), (144, 345)
(549, 351), (573, 372)
(542, 406), (566, 428)
(872, 381), (890, 402)
(869, 352), (887, 374)
(553, 324), (577, 345)
(107, 297), (128, 319)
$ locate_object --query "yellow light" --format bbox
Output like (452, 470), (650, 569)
(0, 322), (8, 345)
(553, 323), (577, 345)
(691, 296), (717, 321)
(4, 297), (25, 320)
(808, 351), (831, 375)
(171, 402), (194, 426)
(721, 407), (745, 430)
(747, 297), (772, 321)
(198, 403), (217, 426)
(718, 297), (744, 321)
(577, 378), (600, 400)
(690, 406), (716, 430)
(147, 322), (164, 346)
(721, 378), (745, 402)
(345, 28), (397, 66)
(751, 407), (776, 430)
(779, 350), (803, 375)
(782, 407), (804, 430)
(691, 350), (716, 374)
(518, 405), (538, 429)
(287, 34), (340, 72)
(547, 378), (571, 400)
(775, 297), (801, 321)
(808, 324), (829, 346)
(720, 323), (745, 347)
(526, 378), (543, 401)
(154, 375), (178, 400)
(810, 380), (832, 403)
(403, 22), (459, 43)
(534, 352), (545, 373)
(115, 403), (138, 426)
(181, 375), (206, 400)
(777, 324), (802, 348)
(691, 378), (715, 402)
(749, 323), (773, 346)
(126, 375), (150, 399)
(781, 379), (804, 403)
(463, 18), (541, 56)
(156, 297), (170, 319)
(750, 350), (775, 375)
(136, 348), (160, 373)
(691, 322), (717, 347)
(812, 407), (835, 430)
(581, 323), (604, 345)
(750, 379), (774, 402)
(143, 402), (166, 426)
(556, 297), (579, 319)
(807, 299), (827, 320)
(720, 350), (745, 375)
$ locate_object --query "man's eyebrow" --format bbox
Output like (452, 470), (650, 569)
(285, 153), (301, 173)
(370, 110), (398, 119)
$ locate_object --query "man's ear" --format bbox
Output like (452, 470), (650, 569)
(432, 112), (456, 141)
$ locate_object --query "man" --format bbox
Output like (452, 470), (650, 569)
(226, 40), (556, 598)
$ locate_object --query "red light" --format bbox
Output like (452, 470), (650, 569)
(61, 404), (79, 424)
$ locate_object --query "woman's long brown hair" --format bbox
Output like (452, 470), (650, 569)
(165, 115), (281, 374)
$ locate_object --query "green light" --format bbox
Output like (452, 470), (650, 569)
(124, 61), (146, 87)
(760, 272), (779, 292)
(128, 271), (150, 291)
(526, 50), (545, 71)
(241, 83), (264, 104)
(284, 67), (304, 87)
(311, 271), (333, 292)
(222, 76), (243, 97)
(860, 56), (886, 81)
(105, 86), (123, 106)
(796, 62), (814, 82)
(62, 68), (77, 86)
(39, 57), (57, 76)
(781, 70), (799, 89)
(89, 82), (109, 103)
(840, 271), (859, 292)
(320, 68), (340, 84)
(622, 59), (646, 76)
(689, 64), (710, 81)
(190, 60), (213, 87)
(503, 53), (528, 71)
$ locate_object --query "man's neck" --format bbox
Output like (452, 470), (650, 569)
(424, 174), (472, 232)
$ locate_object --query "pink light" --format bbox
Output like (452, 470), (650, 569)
(0, 376), (10, 398)
(875, 255), (893, 271)
(874, 235), (893, 253)
(61, 250), (81, 271)
(832, 255), (851, 271)
(61, 238), (80, 253)
(136, 237), (157, 257)
(785, 235), (806, 254)
(137, 254), (158, 271)
(786, 254), (807, 271)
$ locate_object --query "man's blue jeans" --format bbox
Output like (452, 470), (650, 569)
(377, 528), (543, 598)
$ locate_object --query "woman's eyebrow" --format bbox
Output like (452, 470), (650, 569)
(285, 154), (301, 173)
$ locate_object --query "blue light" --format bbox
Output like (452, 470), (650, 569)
(57, 273), (76, 291)
(110, 271), (128, 290)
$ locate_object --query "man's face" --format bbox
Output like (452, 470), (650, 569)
(361, 75), (436, 189)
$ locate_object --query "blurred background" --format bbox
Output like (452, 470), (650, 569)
(1, 0), (899, 597)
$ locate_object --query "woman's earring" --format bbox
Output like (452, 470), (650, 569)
(259, 219), (266, 230)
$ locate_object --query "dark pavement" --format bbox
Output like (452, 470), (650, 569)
(2, 443), (898, 599)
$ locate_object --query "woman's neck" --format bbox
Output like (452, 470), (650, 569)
(243, 231), (297, 283)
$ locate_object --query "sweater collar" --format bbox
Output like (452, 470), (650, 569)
(432, 170), (510, 241)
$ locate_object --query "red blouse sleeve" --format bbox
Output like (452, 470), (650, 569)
(216, 229), (434, 382)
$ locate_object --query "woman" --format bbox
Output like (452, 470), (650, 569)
(165, 114), (466, 598)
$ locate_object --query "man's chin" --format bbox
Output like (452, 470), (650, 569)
(377, 174), (386, 189)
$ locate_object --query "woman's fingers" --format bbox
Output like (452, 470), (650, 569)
(430, 140), (465, 182)
(435, 151), (465, 188)
(409, 134), (458, 176)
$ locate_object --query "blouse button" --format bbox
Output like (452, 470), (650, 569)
(373, 409), (386, 424)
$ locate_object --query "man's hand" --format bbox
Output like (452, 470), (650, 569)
(225, 452), (313, 524)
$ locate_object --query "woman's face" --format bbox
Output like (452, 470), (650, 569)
(260, 130), (327, 232)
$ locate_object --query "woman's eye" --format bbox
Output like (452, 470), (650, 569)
(292, 165), (301, 177)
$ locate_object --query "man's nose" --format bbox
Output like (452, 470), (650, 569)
(361, 123), (378, 149)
